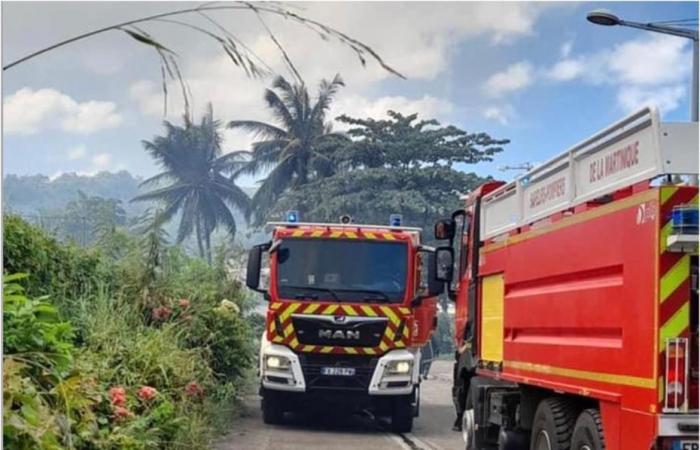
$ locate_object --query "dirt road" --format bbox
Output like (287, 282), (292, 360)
(216, 359), (463, 450)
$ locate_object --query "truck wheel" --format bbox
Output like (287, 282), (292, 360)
(261, 390), (284, 425)
(463, 385), (491, 450)
(570, 409), (605, 450)
(498, 427), (529, 450)
(391, 395), (414, 433)
(529, 398), (576, 450)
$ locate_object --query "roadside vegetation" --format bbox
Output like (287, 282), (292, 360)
(3, 215), (257, 449)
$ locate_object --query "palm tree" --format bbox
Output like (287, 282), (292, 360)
(228, 74), (348, 223)
(132, 104), (249, 263)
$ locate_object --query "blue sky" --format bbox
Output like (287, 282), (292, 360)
(2, 1), (697, 187)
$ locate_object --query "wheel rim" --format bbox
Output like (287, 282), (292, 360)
(462, 409), (475, 449)
(534, 430), (552, 450)
(581, 446), (592, 450)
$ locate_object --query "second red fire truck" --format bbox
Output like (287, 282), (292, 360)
(433, 106), (698, 450)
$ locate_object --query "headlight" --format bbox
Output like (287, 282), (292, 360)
(386, 359), (412, 375)
(265, 355), (291, 370)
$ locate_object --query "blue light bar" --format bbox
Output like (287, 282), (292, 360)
(390, 214), (403, 227)
(672, 205), (698, 235)
(286, 210), (299, 223)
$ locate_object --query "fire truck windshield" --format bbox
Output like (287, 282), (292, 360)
(276, 238), (408, 303)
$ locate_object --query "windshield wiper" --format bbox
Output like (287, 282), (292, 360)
(332, 288), (392, 302)
(284, 285), (340, 301)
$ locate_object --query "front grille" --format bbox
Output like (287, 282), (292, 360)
(299, 353), (377, 391)
(292, 315), (387, 347)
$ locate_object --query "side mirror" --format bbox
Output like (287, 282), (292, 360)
(426, 252), (444, 296)
(246, 245), (264, 292)
(434, 219), (455, 240)
(434, 246), (454, 283)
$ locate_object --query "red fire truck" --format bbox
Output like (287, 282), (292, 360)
(246, 216), (441, 432)
(432, 107), (699, 450)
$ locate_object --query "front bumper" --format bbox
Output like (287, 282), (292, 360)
(658, 413), (699, 437)
(259, 334), (419, 396)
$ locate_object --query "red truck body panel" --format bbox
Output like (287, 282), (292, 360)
(461, 184), (697, 449)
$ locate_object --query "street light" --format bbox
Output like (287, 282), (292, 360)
(587, 9), (699, 122)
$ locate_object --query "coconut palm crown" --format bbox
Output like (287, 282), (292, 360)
(228, 74), (348, 223)
(132, 104), (249, 263)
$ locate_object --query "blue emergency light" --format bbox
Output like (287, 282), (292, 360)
(390, 214), (403, 227)
(286, 210), (300, 223)
(671, 205), (698, 235)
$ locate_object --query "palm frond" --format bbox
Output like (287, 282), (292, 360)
(131, 183), (190, 203)
(226, 120), (287, 140)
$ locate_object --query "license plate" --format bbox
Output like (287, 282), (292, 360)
(321, 367), (355, 376)
(679, 440), (699, 450)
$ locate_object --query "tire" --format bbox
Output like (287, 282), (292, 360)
(261, 389), (284, 425)
(529, 398), (577, 450)
(391, 395), (414, 433)
(498, 427), (528, 450)
(570, 409), (605, 450)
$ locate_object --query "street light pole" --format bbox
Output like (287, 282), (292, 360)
(587, 9), (699, 122)
(692, 38), (698, 121)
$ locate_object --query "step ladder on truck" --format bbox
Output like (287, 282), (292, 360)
(432, 106), (699, 450)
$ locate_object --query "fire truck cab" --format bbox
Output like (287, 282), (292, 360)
(433, 107), (699, 450)
(246, 215), (443, 432)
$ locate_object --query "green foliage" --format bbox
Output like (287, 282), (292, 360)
(3, 215), (112, 303)
(229, 75), (348, 223)
(3, 273), (74, 374)
(133, 104), (250, 263)
(3, 214), (256, 449)
(272, 111), (509, 233)
(3, 274), (75, 450)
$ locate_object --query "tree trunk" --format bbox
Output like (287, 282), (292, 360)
(195, 216), (205, 259)
(205, 229), (212, 266)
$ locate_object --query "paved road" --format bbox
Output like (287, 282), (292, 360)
(216, 359), (463, 450)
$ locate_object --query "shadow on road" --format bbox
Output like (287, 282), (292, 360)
(270, 408), (387, 434)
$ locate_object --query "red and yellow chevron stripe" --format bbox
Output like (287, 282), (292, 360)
(657, 186), (698, 406)
(267, 301), (412, 356)
(279, 227), (405, 241)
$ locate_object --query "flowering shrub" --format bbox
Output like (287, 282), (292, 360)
(3, 217), (256, 449)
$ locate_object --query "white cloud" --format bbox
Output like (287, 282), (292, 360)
(92, 153), (112, 169)
(560, 40), (573, 58)
(331, 94), (454, 127)
(4, 88), (123, 135)
(544, 34), (691, 114)
(609, 34), (689, 86)
(483, 105), (515, 125)
(547, 59), (585, 81)
(484, 62), (534, 98)
(66, 145), (87, 160)
(617, 85), (686, 114)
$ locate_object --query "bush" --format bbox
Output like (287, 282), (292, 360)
(3, 274), (74, 449)
(3, 215), (112, 304)
(3, 216), (256, 449)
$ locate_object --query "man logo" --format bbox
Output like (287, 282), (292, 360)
(319, 329), (360, 340)
(333, 315), (346, 323)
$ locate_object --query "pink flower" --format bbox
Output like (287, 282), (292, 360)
(178, 299), (190, 309)
(113, 405), (133, 420)
(109, 386), (126, 407)
(151, 306), (172, 322)
(137, 385), (157, 401)
(185, 381), (203, 398)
